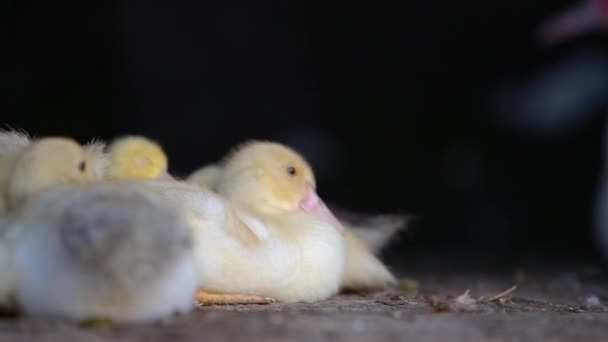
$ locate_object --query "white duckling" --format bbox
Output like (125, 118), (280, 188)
(132, 141), (344, 303)
(187, 143), (398, 290)
(10, 183), (196, 322)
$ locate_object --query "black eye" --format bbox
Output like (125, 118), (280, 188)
(286, 166), (296, 176)
(78, 161), (86, 172)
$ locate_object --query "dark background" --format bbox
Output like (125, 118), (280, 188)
(7, 1), (608, 267)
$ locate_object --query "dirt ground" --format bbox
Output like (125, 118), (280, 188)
(1, 257), (607, 342)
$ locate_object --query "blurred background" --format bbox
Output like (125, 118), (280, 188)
(7, 0), (608, 270)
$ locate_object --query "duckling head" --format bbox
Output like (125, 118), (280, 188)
(106, 136), (172, 181)
(217, 141), (342, 229)
(7, 137), (95, 208)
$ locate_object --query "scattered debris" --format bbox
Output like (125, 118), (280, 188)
(425, 285), (520, 313)
(425, 295), (452, 313)
(425, 290), (478, 313)
(451, 290), (478, 311)
(479, 285), (518, 303)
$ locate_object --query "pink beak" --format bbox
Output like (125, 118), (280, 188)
(157, 171), (175, 181)
(299, 184), (344, 233)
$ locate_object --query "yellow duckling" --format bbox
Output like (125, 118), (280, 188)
(0, 131), (111, 211)
(137, 141), (345, 304)
(105, 136), (173, 181)
(199, 141), (345, 302)
(187, 144), (397, 290)
(5, 137), (96, 210)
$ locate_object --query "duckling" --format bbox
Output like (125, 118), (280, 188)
(188, 144), (398, 290)
(137, 142), (345, 303)
(10, 183), (196, 322)
(0, 133), (112, 211)
(5, 137), (96, 210)
(106, 136), (173, 181)
(198, 141), (345, 302)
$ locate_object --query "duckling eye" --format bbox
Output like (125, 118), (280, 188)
(286, 166), (296, 176)
(78, 161), (87, 172)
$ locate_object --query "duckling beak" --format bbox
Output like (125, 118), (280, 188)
(299, 184), (344, 233)
(157, 171), (175, 181)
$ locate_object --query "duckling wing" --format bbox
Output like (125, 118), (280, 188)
(132, 180), (264, 246)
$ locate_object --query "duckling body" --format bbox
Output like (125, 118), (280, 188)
(10, 183), (196, 322)
(140, 180), (345, 303)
